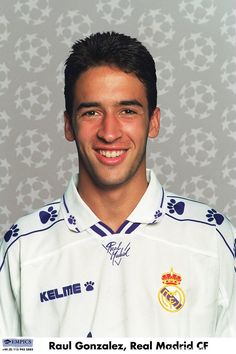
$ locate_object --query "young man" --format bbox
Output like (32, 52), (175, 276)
(0, 32), (235, 337)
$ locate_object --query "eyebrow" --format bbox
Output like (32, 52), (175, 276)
(76, 99), (144, 111)
(76, 102), (100, 111)
(118, 100), (144, 108)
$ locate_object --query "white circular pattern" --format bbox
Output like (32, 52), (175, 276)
(222, 152), (236, 188)
(148, 151), (176, 190)
(0, 111), (11, 145)
(220, 10), (236, 47)
(0, 206), (11, 235)
(56, 10), (92, 47)
(179, 33), (216, 72)
(15, 34), (51, 73)
(157, 107), (176, 143)
(180, 128), (217, 167)
(179, 0), (216, 24)
(16, 177), (52, 213)
(96, 0), (134, 25)
(179, 81), (216, 119)
(0, 15), (10, 47)
(14, 0), (51, 25)
(138, 9), (175, 48)
(15, 129), (53, 168)
(15, 82), (52, 120)
(223, 200), (236, 225)
(0, 62), (10, 96)
(0, 159), (11, 192)
(57, 153), (78, 187)
(221, 58), (236, 94)
(0, 2), (234, 237)
(56, 62), (64, 87)
(222, 105), (236, 141)
(155, 57), (175, 95)
(181, 176), (218, 206)
(56, 110), (65, 134)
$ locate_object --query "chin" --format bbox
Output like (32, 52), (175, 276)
(91, 171), (133, 189)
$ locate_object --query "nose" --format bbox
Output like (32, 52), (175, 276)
(97, 113), (122, 143)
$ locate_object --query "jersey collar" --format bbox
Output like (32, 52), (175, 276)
(127, 169), (166, 224)
(61, 169), (166, 233)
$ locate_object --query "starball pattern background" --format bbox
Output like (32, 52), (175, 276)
(0, 0), (236, 234)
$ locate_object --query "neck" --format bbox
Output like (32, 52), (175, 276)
(77, 170), (148, 232)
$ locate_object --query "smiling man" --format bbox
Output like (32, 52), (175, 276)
(0, 32), (235, 337)
(64, 65), (159, 231)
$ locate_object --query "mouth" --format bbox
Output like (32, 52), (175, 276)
(94, 149), (128, 165)
(98, 150), (126, 158)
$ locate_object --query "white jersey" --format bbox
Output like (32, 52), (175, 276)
(0, 170), (235, 337)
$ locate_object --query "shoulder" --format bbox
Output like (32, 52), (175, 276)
(165, 193), (224, 226)
(0, 199), (67, 271)
(2, 199), (62, 246)
(165, 192), (235, 258)
(0, 199), (64, 271)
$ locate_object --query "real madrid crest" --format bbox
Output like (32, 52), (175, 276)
(158, 267), (185, 313)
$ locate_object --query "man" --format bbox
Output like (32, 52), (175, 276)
(0, 32), (235, 337)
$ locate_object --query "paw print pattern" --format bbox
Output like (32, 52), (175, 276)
(39, 206), (58, 224)
(4, 224), (20, 242)
(68, 215), (76, 225)
(84, 281), (95, 291)
(167, 199), (185, 215)
(206, 209), (224, 225)
(154, 210), (163, 219)
(152, 210), (163, 223)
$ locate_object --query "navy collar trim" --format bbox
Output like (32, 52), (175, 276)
(90, 220), (142, 237)
(61, 170), (166, 236)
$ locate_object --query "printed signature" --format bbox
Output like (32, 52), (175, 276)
(102, 241), (131, 266)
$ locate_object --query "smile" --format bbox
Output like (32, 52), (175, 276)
(94, 149), (128, 165)
(99, 150), (125, 158)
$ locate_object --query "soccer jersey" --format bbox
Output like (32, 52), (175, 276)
(0, 170), (235, 337)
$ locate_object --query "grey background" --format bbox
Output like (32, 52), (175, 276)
(0, 0), (236, 235)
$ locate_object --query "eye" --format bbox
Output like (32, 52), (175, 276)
(121, 108), (136, 115)
(82, 110), (99, 117)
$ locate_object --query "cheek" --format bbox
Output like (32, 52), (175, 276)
(124, 121), (149, 142)
(75, 121), (94, 141)
(75, 124), (99, 154)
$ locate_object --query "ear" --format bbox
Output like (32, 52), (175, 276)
(64, 111), (75, 142)
(148, 107), (160, 138)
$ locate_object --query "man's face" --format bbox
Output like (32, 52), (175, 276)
(64, 65), (160, 189)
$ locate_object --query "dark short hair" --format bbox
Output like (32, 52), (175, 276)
(64, 31), (157, 118)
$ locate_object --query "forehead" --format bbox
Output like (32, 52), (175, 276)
(74, 65), (147, 103)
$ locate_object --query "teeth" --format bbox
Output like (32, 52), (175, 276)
(99, 150), (125, 158)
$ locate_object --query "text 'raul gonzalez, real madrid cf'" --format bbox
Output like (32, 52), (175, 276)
(48, 340), (209, 351)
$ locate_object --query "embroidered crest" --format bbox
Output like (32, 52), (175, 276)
(158, 267), (185, 313)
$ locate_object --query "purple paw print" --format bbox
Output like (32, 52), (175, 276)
(84, 281), (95, 291)
(167, 199), (185, 215)
(152, 210), (163, 223)
(68, 215), (76, 225)
(154, 210), (162, 219)
(4, 224), (20, 242)
(206, 209), (224, 225)
(39, 206), (58, 224)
